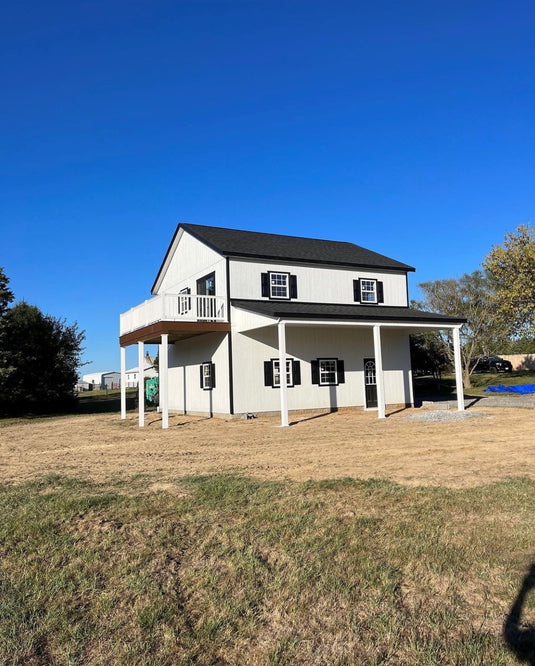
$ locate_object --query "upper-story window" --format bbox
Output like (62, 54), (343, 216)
(354, 278), (384, 304)
(261, 272), (298, 300)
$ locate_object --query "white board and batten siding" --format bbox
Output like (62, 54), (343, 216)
(155, 229), (227, 297)
(229, 259), (409, 306)
(230, 315), (413, 414)
(167, 332), (230, 416)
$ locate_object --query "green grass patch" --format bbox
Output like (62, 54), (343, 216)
(1, 474), (533, 664)
(414, 371), (535, 399)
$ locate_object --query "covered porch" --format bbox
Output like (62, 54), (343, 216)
(119, 292), (230, 428)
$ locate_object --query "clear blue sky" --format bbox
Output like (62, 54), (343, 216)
(2, 0), (534, 374)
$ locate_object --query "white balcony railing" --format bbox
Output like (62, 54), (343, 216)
(120, 293), (226, 336)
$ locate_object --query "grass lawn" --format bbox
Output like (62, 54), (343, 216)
(2, 473), (535, 664)
(414, 371), (535, 399)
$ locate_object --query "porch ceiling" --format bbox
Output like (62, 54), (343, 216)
(119, 321), (230, 346)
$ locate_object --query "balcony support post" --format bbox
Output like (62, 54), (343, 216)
(138, 341), (145, 427)
(120, 346), (126, 419)
(159, 333), (169, 429)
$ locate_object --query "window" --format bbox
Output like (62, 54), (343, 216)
(200, 362), (215, 390)
(264, 359), (301, 388)
(179, 287), (191, 315)
(360, 280), (377, 303)
(261, 272), (298, 300)
(270, 272), (289, 299)
(311, 358), (345, 386)
(354, 279), (384, 304)
(273, 359), (293, 388)
(319, 359), (337, 385)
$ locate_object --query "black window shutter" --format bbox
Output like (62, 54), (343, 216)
(354, 279), (362, 303)
(311, 360), (319, 385)
(199, 364), (204, 389)
(290, 275), (298, 299)
(377, 281), (384, 303)
(211, 363), (216, 389)
(337, 359), (345, 384)
(264, 360), (273, 387)
(261, 273), (269, 297)
(293, 360), (301, 385)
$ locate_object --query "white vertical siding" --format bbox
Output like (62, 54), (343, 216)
(231, 321), (412, 414)
(156, 230), (227, 298)
(229, 259), (408, 306)
(168, 332), (229, 415)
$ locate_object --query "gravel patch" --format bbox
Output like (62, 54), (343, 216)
(407, 410), (484, 422)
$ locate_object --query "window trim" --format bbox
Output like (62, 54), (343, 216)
(318, 358), (338, 386)
(271, 357), (294, 388)
(200, 362), (214, 390)
(268, 271), (291, 300)
(360, 279), (378, 304)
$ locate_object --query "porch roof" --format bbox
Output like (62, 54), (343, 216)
(231, 299), (466, 326)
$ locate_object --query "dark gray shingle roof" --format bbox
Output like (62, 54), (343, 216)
(231, 299), (466, 325)
(180, 223), (415, 271)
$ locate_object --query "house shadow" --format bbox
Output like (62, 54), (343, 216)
(504, 563), (535, 664)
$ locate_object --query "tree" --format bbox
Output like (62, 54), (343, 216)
(0, 281), (85, 415)
(484, 224), (535, 338)
(0, 267), (14, 316)
(415, 270), (505, 388)
(410, 331), (450, 381)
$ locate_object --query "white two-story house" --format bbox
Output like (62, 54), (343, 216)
(119, 223), (466, 428)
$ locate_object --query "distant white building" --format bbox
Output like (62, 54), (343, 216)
(82, 371), (121, 390)
(125, 353), (158, 388)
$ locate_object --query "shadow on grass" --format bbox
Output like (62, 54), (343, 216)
(504, 563), (535, 665)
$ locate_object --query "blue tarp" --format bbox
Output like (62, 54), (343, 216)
(484, 384), (535, 394)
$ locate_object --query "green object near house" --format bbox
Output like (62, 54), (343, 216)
(146, 377), (159, 404)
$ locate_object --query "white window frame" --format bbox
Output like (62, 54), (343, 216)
(319, 358), (338, 386)
(360, 279), (378, 304)
(269, 271), (290, 300)
(179, 287), (191, 315)
(201, 362), (213, 390)
(272, 358), (293, 388)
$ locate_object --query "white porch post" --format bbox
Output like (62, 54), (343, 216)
(373, 324), (386, 419)
(120, 346), (126, 420)
(278, 321), (289, 427)
(138, 341), (145, 427)
(453, 326), (465, 411)
(159, 333), (169, 429)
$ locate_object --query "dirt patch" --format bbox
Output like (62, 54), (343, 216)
(0, 406), (533, 487)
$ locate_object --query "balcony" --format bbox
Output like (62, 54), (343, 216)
(120, 293), (227, 337)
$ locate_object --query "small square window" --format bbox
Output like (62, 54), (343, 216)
(270, 272), (289, 299)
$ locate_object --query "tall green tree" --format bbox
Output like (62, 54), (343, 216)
(484, 224), (535, 338)
(0, 272), (85, 415)
(415, 270), (504, 388)
(0, 267), (14, 316)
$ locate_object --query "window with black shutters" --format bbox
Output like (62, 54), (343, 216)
(311, 358), (345, 386)
(200, 362), (215, 390)
(261, 272), (298, 300)
(353, 278), (384, 304)
(264, 359), (301, 388)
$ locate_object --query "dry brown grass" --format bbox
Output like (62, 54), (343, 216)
(0, 406), (534, 487)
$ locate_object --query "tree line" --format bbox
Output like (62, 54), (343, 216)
(412, 224), (535, 388)
(0, 268), (85, 416)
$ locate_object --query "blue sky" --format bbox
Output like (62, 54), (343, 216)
(2, 0), (534, 373)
